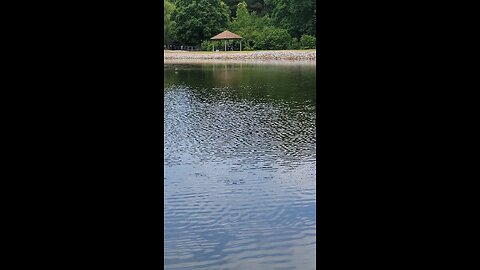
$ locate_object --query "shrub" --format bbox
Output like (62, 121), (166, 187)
(289, 37), (300, 50)
(253, 27), (291, 50)
(201, 40), (223, 51)
(299, 34), (316, 49)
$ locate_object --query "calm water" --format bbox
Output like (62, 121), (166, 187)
(164, 62), (316, 270)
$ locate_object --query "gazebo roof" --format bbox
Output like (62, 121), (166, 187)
(210, 30), (242, 40)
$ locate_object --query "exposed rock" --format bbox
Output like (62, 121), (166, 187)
(164, 50), (316, 62)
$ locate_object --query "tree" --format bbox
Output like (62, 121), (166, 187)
(164, 0), (176, 46)
(172, 0), (230, 46)
(229, 1), (251, 31)
(224, 0), (270, 17)
(253, 27), (291, 50)
(228, 1), (271, 50)
(271, 0), (316, 38)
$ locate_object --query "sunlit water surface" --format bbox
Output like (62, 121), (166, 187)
(164, 62), (316, 270)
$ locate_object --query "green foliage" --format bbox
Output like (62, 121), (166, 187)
(172, 0), (230, 45)
(228, 2), (289, 51)
(201, 40), (224, 51)
(252, 27), (291, 50)
(164, 0), (176, 45)
(228, 1), (263, 50)
(289, 37), (299, 50)
(299, 34), (316, 49)
(271, 0), (316, 38)
(224, 0), (271, 17)
(164, 0), (317, 50)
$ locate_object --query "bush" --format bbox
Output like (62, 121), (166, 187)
(299, 35), (316, 49)
(289, 38), (300, 50)
(253, 27), (291, 50)
(201, 40), (223, 51)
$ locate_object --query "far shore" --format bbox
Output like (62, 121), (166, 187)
(164, 50), (316, 63)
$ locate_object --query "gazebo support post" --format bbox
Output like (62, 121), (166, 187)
(224, 40), (227, 51)
(240, 40), (242, 51)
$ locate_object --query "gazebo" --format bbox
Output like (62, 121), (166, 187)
(210, 30), (243, 52)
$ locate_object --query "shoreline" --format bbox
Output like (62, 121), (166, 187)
(164, 50), (316, 63)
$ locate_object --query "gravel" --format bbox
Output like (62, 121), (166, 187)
(164, 50), (316, 62)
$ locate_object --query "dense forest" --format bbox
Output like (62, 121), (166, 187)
(164, 0), (316, 51)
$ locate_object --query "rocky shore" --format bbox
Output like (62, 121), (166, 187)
(164, 50), (316, 62)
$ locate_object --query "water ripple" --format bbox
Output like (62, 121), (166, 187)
(164, 63), (316, 270)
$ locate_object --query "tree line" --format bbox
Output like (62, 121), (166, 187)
(164, 0), (316, 51)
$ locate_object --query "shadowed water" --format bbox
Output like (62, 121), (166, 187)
(164, 62), (316, 270)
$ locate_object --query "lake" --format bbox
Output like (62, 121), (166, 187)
(164, 61), (316, 270)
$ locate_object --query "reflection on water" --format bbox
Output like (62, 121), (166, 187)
(164, 62), (316, 270)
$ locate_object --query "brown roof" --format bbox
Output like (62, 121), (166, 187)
(210, 30), (242, 40)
